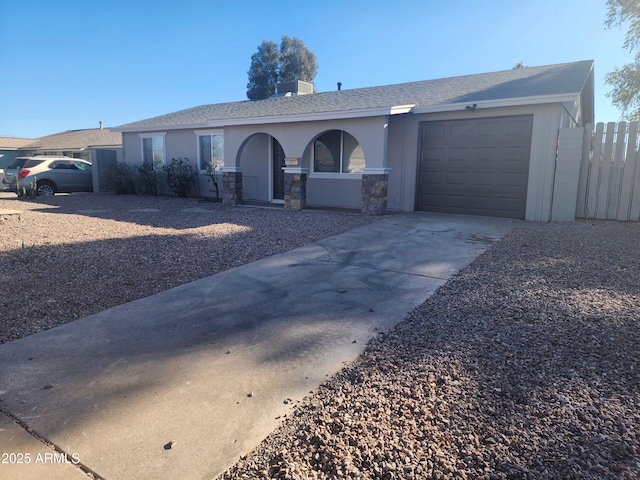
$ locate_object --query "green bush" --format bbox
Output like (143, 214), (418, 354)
(137, 160), (158, 196)
(163, 158), (195, 197)
(105, 162), (136, 194)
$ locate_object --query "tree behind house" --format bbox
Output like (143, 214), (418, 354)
(605, 0), (640, 120)
(246, 40), (280, 100)
(279, 35), (318, 83)
(246, 35), (318, 100)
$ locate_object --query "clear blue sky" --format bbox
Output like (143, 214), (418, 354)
(0, 0), (629, 138)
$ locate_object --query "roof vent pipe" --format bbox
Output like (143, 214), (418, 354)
(337, 82), (342, 91)
(99, 121), (104, 129)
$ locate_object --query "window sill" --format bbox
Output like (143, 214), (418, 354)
(309, 172), (363, 180)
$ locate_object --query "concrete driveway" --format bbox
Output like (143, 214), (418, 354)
(0, 212), (523, 479)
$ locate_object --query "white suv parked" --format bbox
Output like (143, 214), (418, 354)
(8, 156), (93, 196)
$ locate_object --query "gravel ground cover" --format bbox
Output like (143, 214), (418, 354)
(221, 220), (640, 480)
(0, 193), (376, 345)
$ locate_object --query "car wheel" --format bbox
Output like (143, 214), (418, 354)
(37, 181), (56, 196)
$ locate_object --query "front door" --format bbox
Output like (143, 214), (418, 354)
(272, 138), (285, 201)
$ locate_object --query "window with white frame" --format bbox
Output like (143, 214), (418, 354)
(313, 130), (365, 174)
(197, 131), (224, 172)
(141, 135), (165, 169)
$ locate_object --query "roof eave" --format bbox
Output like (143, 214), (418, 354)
(115, 105), (417, 133)
(411, 93), (581, 114)
(28, 146), (87, 151)
(26, 144), (121, 151)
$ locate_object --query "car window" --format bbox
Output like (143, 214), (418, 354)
(6, 158), (28, 169)
(22, 160), (45, 168)
(72, 161), (91, 171)
(51, 161), (71, 169)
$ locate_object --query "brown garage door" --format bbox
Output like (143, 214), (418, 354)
(416, 115), (533, 219)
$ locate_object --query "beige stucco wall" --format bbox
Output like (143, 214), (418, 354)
(122, 101), (573, 220)
(124, 117), (389, 208)
(227, 116), (389, 169)
(306, 177), (362, 209)
(228, 116), (389, 207)
(238, 133), (269, 201)
(122, 130), (199, 166)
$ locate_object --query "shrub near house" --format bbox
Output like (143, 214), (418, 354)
(106, 158), (197, 197)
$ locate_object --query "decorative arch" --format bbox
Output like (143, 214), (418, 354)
(305, 129), (366, 175)
(235, 132), (286, 167)
(234, 131), (287, 202)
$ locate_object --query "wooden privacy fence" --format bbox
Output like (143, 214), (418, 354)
(575, 121), (640, 221)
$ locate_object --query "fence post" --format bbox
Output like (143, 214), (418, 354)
(619, 121), (639, 221)
(552, 128), (585, 221)
(607, 122), (627, 219)
(585, 123), (605, 218)
(575, 124), (593, 218)
(596, 122), (616, 218)
(631, 143), (640, 221)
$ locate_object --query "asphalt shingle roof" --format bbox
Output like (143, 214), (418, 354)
(0, 137), (35, 149)
(117, 60), (593, 131)
(23, 128), (122, 150)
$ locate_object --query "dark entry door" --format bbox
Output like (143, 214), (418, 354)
(272, 138), (285, 200)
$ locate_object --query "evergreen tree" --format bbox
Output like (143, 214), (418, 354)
(605, 0), (640, 120)
(246, 40), (280, 101)
(279, 35), (318, 83)
(246, 35), (318, 100)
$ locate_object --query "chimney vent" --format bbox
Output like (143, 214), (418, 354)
(337, 82), (342, 91)
(99, 121), (104, 129)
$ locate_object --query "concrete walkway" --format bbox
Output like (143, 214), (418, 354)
(0, 213), (523, 479)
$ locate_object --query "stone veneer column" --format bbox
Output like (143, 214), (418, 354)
(221, 168), (242, 206)
(361, 168), (391, 215)
(283, 168), (308, 210)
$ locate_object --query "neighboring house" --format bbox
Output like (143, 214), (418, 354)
(0, 136), (35, 168)
(115, 60), (594, 221)
(1, 126), (122, 192)
(0, 136), (35, 187)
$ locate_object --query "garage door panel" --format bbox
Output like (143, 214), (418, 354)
(472, 146), (498, 162)
(443, 195), (466, 208)
(444, 171), (468, 185)
(421, 145), (444, 156)
(496, 197), (525, 212)
(417, 115), (532, 219)
(420, 171), (442, 185)
(468, 171), (495, 186)
(466, 195), (494, 209)
(421, 123), (447, 140)
(476, 121), (505, 137)
(505, 118), (534, 136)
(498, 172), (528, 188)
(502, 146), (530, 161)
(418, 193), (441, 208)
(449, 122), (474, 138)
(444, 147), (470, 163)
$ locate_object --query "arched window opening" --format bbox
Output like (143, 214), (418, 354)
(313, 130), (365, 174)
